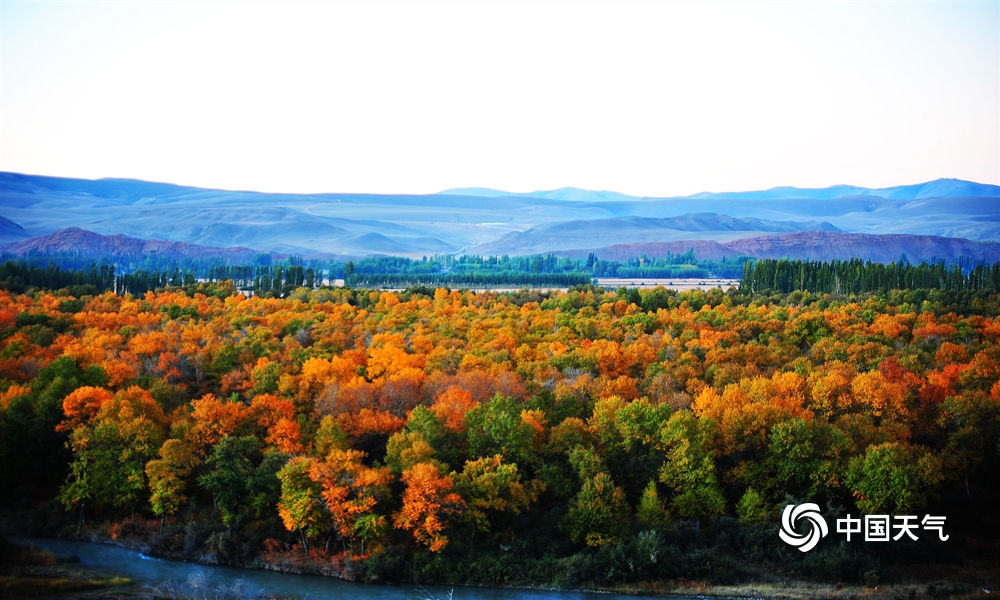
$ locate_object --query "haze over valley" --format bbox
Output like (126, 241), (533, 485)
(2, 172), (998, 266)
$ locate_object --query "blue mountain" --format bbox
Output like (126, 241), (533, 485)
(2, 173), (998, 258)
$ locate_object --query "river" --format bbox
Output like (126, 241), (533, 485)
(21, 538), (676, 600)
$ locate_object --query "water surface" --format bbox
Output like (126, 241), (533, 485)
(23, 537), (673, 600)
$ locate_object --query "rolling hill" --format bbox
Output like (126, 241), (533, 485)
(469, 214), (841, 255)
(1, 172), (998, 264)
(721, 231), (1000, 263)
(2, 227), (259, 263)
(5, 227), (999, 273)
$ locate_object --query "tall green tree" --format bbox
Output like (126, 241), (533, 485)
(199, 435), (284, 531)
(146, 438), (197, 528)
(452, 454), (541, 544)
(465, 394), (537, 467)
(563, 446), (630, 547)
(277, 456), (329, 552)
(845, 441), (942, 514)
(658, 410), (726, 525)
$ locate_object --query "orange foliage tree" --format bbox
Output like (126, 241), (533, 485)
(394, 461), (465, 552)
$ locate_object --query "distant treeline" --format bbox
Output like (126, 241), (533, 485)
(4, 252), (1000, 297)
(0, 252), (335, 296)
(0, 261), (116, 296)
(0, 250), (745, 295)
(588, 250), (746, 279)
(345, 255), (591, 288)
(345, 251), (746, 287)
(347, 271), (592, 289)
(741, 258), (1000, 294)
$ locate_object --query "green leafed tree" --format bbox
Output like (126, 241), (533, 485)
(845, 441), (942, 514)
(452, 454), (542, 545)
(564, 470), (630, 547)
(146, 438), (197, 528)
(199, 435), (284, 531)
(277, 455), (328, 552)
(636, 479), (670, 527)
(658, 410), (726, 525)
(60, 386), (165, 526)
(465, 394), (537, 467)
(761, 417), (850, 505)
(736, 487), (769, 522)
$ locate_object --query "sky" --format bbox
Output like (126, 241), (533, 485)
(1, 0), (998, 197)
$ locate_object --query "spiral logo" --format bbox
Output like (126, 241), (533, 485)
(779, 503), (828, 552)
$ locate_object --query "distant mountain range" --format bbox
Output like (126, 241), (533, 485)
(445, 179), (1000, 202)
(6, 228), (999, 268)
(1, 172), (998, 265)
(468, 214), (842, 256)
(3, 227), (258, 263)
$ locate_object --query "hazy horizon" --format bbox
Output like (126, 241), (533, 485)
(2, 169), (997, 200)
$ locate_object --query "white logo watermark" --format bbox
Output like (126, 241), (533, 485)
(835, 514), (950, 542)
(779, 504), (949, 552)
(779, 503), (828, 552)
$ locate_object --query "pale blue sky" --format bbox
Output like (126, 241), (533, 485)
(1, 0), (997, 196)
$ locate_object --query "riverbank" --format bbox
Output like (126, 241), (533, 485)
(0, 504), (1000, 600)
(0, 537), (135, 599)
(9, 532), (995, 600)
(606, 580), (990, 600)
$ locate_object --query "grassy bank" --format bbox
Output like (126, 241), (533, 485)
(0, 537), (134, 598)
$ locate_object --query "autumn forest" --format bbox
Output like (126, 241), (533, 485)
(1, 269), (999, 592)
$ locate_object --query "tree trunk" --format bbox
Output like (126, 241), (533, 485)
(76, 501), (86, 535)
